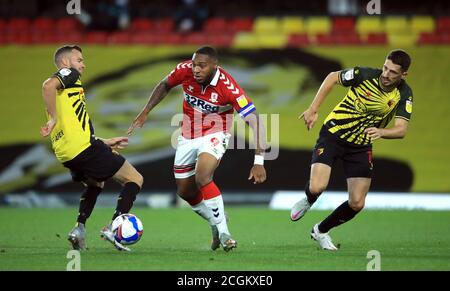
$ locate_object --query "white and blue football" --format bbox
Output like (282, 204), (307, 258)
(112, 214), (144, 245)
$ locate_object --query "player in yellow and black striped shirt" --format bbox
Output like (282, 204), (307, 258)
(40, 45), (143, 252)
(290, 50), (413, 250)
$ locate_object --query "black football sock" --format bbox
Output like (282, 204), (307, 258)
(112, 182), (141, 220)
(77, 186), (102, 225)
(318, 200), (360, 233)
(305, 181), (320, 204)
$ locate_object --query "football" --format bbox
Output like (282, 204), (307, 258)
(111, 214), (144, 245)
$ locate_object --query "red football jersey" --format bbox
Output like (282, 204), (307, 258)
(167, 60), (256, 139)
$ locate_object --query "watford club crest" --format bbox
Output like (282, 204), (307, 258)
(316, 148), (324, 156)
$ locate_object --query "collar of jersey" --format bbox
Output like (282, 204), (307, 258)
(209, 68), (221, 86)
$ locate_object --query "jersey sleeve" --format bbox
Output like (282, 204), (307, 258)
(221, 73), (256, 118)
(166, 61), (191, 88)
(395, 86), (413, 121)
(338, 66), (363, 87)
(53, 67), (80, 88)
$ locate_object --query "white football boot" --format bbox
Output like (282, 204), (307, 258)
(290, 197), (311, 221)
(219, 233), (237, 252)
(100, 224), (131, 252)
(310, 223), (338, 251)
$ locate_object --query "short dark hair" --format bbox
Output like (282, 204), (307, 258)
(195, 46), (218, 61)
(387, 49), (411, 72)
(54, 45), (82, 65)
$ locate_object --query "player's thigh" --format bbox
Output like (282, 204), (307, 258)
(347, 177), (371, 211)
(196, 152), (220, 187)
(175, 175), (198, 199)
(196, 132), (230, 186)
(173, 135), (198, 180)
(112, 160), (143, 187)
(309, 163), (332, 193)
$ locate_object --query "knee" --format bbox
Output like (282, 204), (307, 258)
(308, 181), (327, 196)
(195, 173), (212, 188)
(348, 199), (365, 211)
(176, 186), (196, 201)
(131, 173), (144, 188)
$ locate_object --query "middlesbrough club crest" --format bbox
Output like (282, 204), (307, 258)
(209, 92), (218, 103)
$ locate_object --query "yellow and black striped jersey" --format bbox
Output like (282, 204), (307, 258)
(323, 67), (413, 145)
(47, 67), (95, 162)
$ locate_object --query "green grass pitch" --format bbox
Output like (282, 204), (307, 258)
(0, 207), (449, 271)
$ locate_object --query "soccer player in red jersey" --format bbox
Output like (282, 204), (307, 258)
(128, 46), (267, 251)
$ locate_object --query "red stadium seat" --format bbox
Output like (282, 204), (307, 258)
(109, 32), (131, 44)
(332, 17), (356, 33)
(366, 33), (387, 44)
(0, 19), (8, 33)
(229, 18), (253, 32)
(437, 17), (450, 32)
(160, 33), (182, 44)
(183, 32), (208, 45)
(130, 18), (155, 31)
(8, 33), (33, 44)
(7, 18), (31, 33)
(207, 33), (235, 47)
(156, 18), (175, 33)
(287, 33), (310, 46)
(418, 32), (439, 44)
(203, 17), (228, 32)
(56, 18), (82, 33)
(57, 32), (83, 44)
(33, 18), (55, 32)
(84, 31), (108, 44)
(131, 32), (163, 44)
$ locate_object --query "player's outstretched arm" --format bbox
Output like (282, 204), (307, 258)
(364, 118), (409, 141)
(40, 77), (62, 137)
(127, 77), (172, 135)
(243, 111), (267, 184)
(299, 71), (339, 131)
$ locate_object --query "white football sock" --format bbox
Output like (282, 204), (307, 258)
(191, 200), (213, 225)
(204, 195), (230, 235)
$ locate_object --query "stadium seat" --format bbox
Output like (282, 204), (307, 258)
(287, 33), (309, 47)
(130, 18), (155, 31)
(387, 33), (417, 47)
(184, 32), (209, 45)
(156, 18), (175, 33)
(131, 33), (163, 44)
(437, 17), (450, 32)
(232, 32), (259, 48)
(7, 18), (31, 33)
(109, 32), (131, 44)
(411, 16), (435, 34)
(385, 16), (410, 34)
(203, 17), (229, 33)
(160, 33), (182, 45)
(280, 17), (305, 34)
(84, 31), (108, 44)
(316, 33), (361, 45)
(229, 18), (253, 32)
(332, 17), (356, 33)
(305, 17), (332, 35)
(253, 17), (280, 34)
(365, 33), (387, 44)
(56, 18), (82, 33)
(256, 33), (288, 48)
(356, 16), (385, 35)
(32, 18), (55, 33)
(418, 32), (440, 44)
(208, 33), (235, 47)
